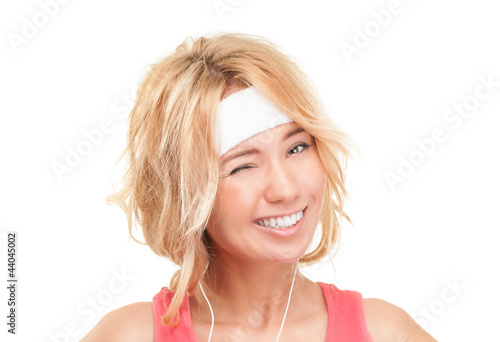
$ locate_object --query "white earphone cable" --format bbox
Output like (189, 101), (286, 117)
(198, 259), (299, 342)
(198, 277), (215, 341)
(275, 259), (298, 342)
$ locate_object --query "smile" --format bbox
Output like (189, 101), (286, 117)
(252, 207), (307, 237)
(256, 209), (304, 230)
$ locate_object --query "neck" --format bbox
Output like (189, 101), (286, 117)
(191, 253), (306, 330)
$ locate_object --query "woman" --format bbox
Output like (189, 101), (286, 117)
(82, 33), (437, 341)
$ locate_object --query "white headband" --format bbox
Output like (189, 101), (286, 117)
(215, 86), (293, 157)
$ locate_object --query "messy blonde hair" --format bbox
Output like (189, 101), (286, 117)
(106, 32), (355, 327)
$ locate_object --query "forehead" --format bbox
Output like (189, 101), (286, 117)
(220, 122), (306, 165)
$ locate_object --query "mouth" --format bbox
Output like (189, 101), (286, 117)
(252, 207), (307, 237)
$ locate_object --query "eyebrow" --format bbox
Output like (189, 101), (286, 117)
(221, 126), (306, 166)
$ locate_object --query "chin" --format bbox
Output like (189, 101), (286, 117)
(264, 244), (310, 264)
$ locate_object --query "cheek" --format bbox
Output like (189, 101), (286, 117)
(207, 183), (253, 234)
(300, 154), (327, 198)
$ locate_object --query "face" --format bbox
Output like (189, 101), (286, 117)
(205, 121), (327, 264)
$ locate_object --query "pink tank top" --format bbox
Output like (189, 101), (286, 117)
(152, 282), (373, 341)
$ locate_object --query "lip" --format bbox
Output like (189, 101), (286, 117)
(252, 206), (307, 237)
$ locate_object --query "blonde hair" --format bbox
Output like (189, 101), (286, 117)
(106, 32), (355, 327)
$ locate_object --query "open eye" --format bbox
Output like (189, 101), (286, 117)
(288, 142), (311, 156)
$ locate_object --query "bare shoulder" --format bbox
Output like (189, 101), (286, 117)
(80, 301), (154, 342)
(362, 298), (438, 342)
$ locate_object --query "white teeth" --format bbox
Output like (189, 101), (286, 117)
(256, 209), (304, 229)
(283, 216), (292, 226)
(276, 217), (284, 226)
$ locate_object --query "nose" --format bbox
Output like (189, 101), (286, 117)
(263, 160), (299, 204)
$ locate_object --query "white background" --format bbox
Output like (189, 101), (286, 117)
(1, 0), (499, 341)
